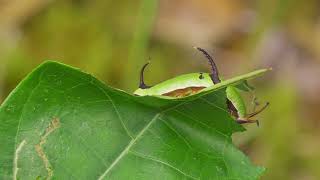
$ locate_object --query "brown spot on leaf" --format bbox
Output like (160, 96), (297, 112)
(35, 117), (60, 180)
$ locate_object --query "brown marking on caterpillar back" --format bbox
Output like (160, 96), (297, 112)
(162, 87), (206, 98)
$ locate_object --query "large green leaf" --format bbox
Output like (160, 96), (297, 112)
(0, 61), (268, 179)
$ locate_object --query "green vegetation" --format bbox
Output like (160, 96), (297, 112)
(0, 62), (267, 179)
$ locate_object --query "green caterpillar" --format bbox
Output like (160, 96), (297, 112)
(134, 47), (269, 125)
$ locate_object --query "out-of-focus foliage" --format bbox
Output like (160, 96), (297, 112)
(0, 0), (320, 179)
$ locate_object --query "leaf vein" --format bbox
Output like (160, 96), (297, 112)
(94, 85), (133, 139)
(97, 113), (161, 179)
(12, 66), (47, 178)
(129, 151), (199, 180)
(174, 109), (228, 138)
(159, 117), (192, 149)
(200, 97), (229, 114)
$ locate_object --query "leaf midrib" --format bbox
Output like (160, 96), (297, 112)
(96, 82), (231, 178)
(97, 113), (161, 179)
(97, 94), (202, 179)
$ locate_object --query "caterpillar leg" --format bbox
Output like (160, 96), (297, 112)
(247, 102), (270, 118)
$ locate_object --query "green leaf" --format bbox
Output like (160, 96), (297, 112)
(235, 80), (255, 92)
(0, 61), (268, 180)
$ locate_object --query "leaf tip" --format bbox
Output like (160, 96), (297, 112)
(40, 60), (65, 67)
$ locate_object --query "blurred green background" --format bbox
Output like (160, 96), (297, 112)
(1, 0), (320, 179)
